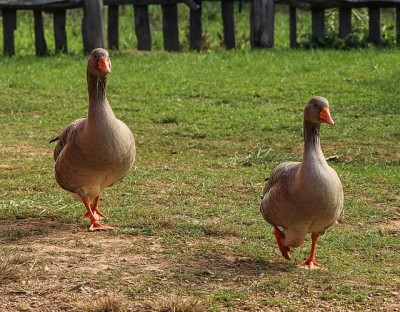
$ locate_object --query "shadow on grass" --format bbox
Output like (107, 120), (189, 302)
(0, 217), (294, 286)
(0, 217), (79, 243)
(172, 250), (293, 282)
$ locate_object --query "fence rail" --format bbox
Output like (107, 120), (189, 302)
(1, 0), (400, 55)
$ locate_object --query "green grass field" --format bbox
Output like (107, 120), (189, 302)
(0, 4), (399, 312)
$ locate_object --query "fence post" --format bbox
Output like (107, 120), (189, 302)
(162, 4), (180, 51)
(108, 5), (119, 50)
(82, 0), (105, 53)
(2, 9), (17, 56)
(190, 0), (202, 51)
(397, 8), (400, 46)
(134, 5), (152, 51)
(221, 0), (235, 49)
(53, 10), (68, 53)
(311, 7), (325, 40)
(251, 0), (274, 48)
(289, 6), (297, 48)
(33, 10), (48, 56)
(369, 7), (380, 45)
(339, 8), (352, 39)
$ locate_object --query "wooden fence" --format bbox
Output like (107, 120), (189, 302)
(0, 0), (274, 55)
(281, 0), (400, 47)
(1, 0), (400, 56)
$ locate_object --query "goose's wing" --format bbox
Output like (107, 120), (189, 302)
(262, 161), (300, 197)
(260, 161), (300, 226)
(52, 118), (86, 162)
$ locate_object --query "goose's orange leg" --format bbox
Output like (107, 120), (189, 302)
(81, 195), (106, 220)
(298, 233), (327, 270)
(81, 195), (114, 231)
(273, 226), (291, 260)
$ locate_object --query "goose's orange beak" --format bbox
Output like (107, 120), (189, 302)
(320, 107), (334, 125)
(98, 56), (111, 74)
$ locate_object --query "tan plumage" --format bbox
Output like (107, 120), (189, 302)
(260, 96), (343, 269)
(53, 48), (136, 231)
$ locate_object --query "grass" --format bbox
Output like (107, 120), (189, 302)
(0, 48), (398, 311)
(0, 8), (399, 311)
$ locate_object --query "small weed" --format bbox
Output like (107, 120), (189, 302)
(191, 133), (207, 139)
(153, 116), (178, 124)
(214, 290), (244, 308)
(231, 146), (275, 167)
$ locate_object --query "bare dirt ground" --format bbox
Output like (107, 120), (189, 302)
(0, 218), (268, 312)
(1, 217), (399, 312)
(0, 218), (165, 311)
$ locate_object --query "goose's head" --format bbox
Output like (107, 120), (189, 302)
(87, 48), (111, 77)
(304, 96), (334, 125)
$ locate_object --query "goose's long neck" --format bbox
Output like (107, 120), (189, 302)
(87, 71), (115, 121)
(303, 119), (325, 163)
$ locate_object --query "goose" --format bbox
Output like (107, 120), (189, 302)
(260, 96), (343, 269)
(52, 48), (136, 231)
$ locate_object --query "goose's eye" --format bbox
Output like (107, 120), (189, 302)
(314, 103), (318, 108)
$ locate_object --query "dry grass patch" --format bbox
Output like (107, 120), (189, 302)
(74, 294), (129, 312)
(0, 249), (27, 283)
(144, 294), (204, 312)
